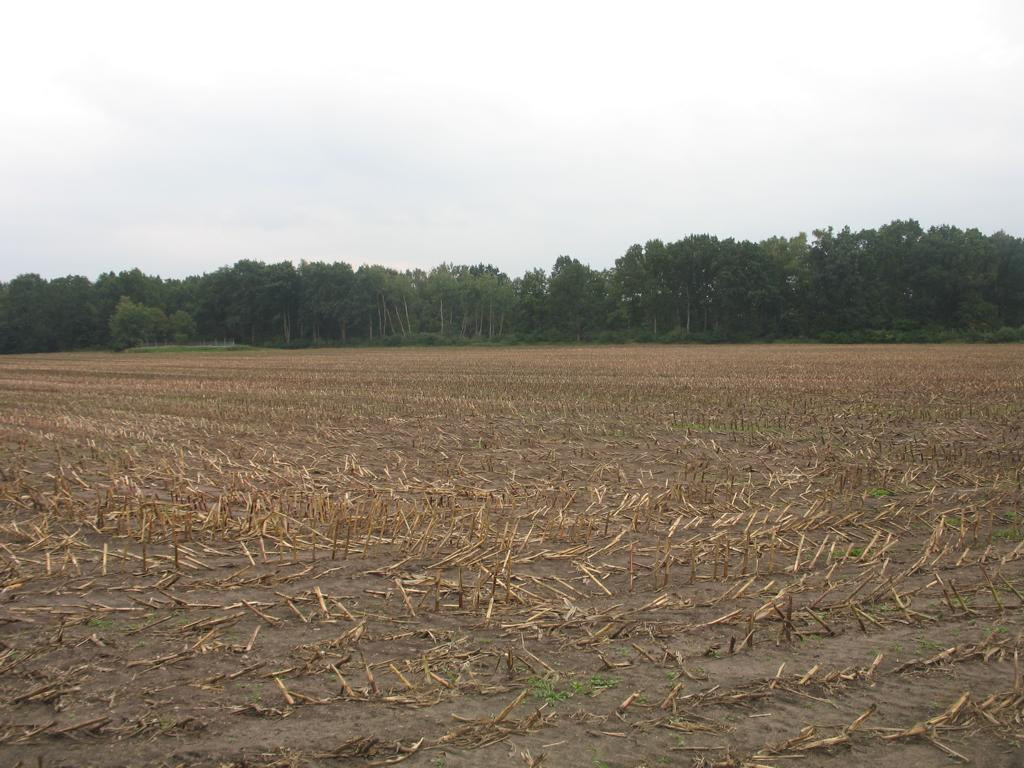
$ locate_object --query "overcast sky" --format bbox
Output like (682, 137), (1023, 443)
(1, 1), (1022, 281)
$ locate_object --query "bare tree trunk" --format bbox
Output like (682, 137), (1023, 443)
(440, 296), (444, 335)
(396, 303), (407, 336)
(388, 303), (406, 336)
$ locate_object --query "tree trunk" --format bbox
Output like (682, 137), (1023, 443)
(389, 303), (406, 336)
(396, 303), (407, 336)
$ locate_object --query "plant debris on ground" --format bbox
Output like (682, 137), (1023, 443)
(0, 345), (1022, 767)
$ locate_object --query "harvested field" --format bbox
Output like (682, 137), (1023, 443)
(1, 344), (1023, 767)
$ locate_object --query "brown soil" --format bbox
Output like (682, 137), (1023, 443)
(0, 345), (1022, 767)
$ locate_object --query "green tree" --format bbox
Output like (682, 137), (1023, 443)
(548, 256), (606, 340)
(168, 310), (196, 343)
(512, 269), (548, 336)
(3, 217), (1023, 353)
(109, 296), (164, 349)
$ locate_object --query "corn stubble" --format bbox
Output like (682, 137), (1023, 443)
(0, 345), (1022, 767)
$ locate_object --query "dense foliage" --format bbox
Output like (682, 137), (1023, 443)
(2, 220), (1023, 352)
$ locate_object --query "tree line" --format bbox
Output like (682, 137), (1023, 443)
(2, 219), (1024, 353)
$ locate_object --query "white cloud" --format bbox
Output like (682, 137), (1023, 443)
(1, 1), (1022, 280)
